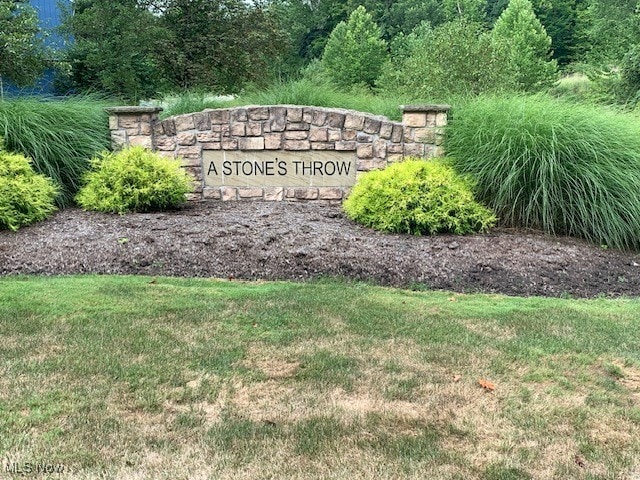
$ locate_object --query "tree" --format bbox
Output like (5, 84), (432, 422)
(271, 0), (351, 65)
(158, 0), (286, 92)
(378, 20), (515, 99)
(62, 0), (287, 98)
(60, 0), (170, 101)
(0, 0), (46, 92)
(586, 0), (640, 66)
(531, 0), (589, 66)
(442, 0), (487, 23)
(487, 0), (590, 66)
(491, 0), (558, 91)
(321, 6), (388, 88)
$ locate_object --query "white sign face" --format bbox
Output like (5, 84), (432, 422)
(203, 150), (356, 188)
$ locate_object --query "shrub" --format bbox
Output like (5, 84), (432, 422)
(446, 94), (640, 250)
(0, 95), (112, 206)
(343, 159), (497, 235)
(0, 148), (58, 231)
(75, 147), (192, 214)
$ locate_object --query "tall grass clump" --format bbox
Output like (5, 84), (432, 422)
(241, 78), (403, 120)
(0, 96), (112, 206)
(446, 94), (640, 250)
(159, 90), (233, 118)
(161, 77), (406, 121)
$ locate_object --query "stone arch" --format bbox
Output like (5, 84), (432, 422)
(106, 104), (449, 202)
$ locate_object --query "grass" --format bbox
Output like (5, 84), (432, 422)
(0, 95), (113, 206)
(1, 275), (639, 479)
(549, 73), (595, 102)
(446, 94), (640, 250)
(159, 79), (408, 121)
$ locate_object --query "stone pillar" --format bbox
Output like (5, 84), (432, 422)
(105, 106), (163, 150)
(401, 104), (450, 157)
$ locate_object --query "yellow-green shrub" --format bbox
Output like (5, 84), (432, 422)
(0, 149), (58, 231)
(75, 146), (192, 214)
(343, 159), (497, 235)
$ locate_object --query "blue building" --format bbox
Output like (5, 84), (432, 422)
(4, 0), (71, 96)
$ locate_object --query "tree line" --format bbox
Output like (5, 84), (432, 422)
(1, 0), (639, 102)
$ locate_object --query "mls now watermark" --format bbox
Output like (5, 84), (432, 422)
(5, 462), (65, 476)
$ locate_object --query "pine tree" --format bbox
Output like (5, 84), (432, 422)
(491, 0), (558, 91)
(321, 6), (388, 88)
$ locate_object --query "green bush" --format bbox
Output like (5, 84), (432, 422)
(0, 148), (58, 231)
(75, 147), (192, 214)
(446, 94), (640, 250)
(0, 95), (112, 206)
(343, 159), (497, 235)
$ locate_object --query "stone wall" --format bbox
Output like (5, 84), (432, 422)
(106, 104), (449, 202)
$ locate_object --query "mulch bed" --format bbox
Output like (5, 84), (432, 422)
(1, 201), (639, 298)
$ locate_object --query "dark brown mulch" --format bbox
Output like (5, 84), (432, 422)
(1, 201), (639, 298)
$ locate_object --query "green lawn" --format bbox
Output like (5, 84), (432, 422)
(1, 275), (639, 479)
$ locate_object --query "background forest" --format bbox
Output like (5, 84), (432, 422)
(3, 0), (640, 108)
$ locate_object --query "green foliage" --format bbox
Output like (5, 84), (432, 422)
(0, 147), (57, 231)
(619, 44), (640, 105)
(491, 0), (558, 92)
(76, 146), (192, 214)
(442, 0), (487, 23)
(321, 6), (388, 88)
(240, 78), (405, 120)
(531, 0), (590, 66)
(159, 91), (231, 119)
(378, 20), (515, 100)
(586, 0), (640, 66)
(161, 78), (407, 121)
(0, 96), (112, 206)
(0, 0), (46, 88)
(159, 0), (286, 93)
(61, 0), (287, 100)
(343, 159), (497, 235)
(60, 0), (169, 101)
(446, 94), (640, 250)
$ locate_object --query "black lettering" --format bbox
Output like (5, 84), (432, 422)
(232, 161), (242, 175)
(324, 161), (336, 176)
(336, 161), (351, 175)
(242, 161), (254, 176)
(292, 160), (302, 175)
(278, 160), (287, 175)
(222, 161), (231, 176)
(207, 162), (219, 175)
(302, 162), (313, 175)
(254, 161), (265, 175)
(313, 161), (323, 176)
(265, 161), (274, 176)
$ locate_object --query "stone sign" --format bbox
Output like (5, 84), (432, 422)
(105, 104), (450, 202)
(203, 150), (356, 188)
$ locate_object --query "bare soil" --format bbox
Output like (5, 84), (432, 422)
(1, 201), (639, 298)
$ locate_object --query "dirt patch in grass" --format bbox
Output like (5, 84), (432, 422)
(1, 201), (640, 298)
